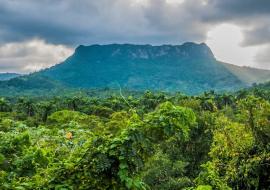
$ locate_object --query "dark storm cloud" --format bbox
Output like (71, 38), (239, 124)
(0, 0), (100, 45)
(206, 0), (270, 18)
(0, 0), (269, 46)
(201, 0), (270, 68)
(0, 0), (269, 72)
(242, 24), (270, 46)
(0, 0), (212, 45)
(0, 0), (139, 45)
(203, 0), (270, 46)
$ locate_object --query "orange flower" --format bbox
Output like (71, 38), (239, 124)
(66, 132), (73, 140)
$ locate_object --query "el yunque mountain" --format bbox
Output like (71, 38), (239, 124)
(1, 42), (270, 95)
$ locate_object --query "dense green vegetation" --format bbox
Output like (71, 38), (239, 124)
(0, 86), (270, 189)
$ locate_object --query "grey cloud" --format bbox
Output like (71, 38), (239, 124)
(0, 0), (270, 72)
(0, 0), (269, 46)
(201, 0), (270, 46)
(142, 0), (210, 43)
(200, 0), (270, 66)
(213, 0), (270, 15)
(0, 0), (211, 46)
(0, 39), (73, 73)
(204, 0), (270, 21)
(255, 46), (270, 69)
(0, 0), (99, 45)
(242, 24), (270, 46)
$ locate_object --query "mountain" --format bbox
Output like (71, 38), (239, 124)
(0, 73), (21, 81)
(220, 62), (270, 85)
(1, 42), (270, 95)
(0, 74), (71, 97)
(38, 43), (246, 94)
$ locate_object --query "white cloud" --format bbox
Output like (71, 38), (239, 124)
(206, 24), (262, 68)
(255, 45), (270, 69)
(0, 39), (73, 73)
(166, 0), (185, 4)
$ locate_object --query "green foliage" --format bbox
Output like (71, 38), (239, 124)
(0, 88), (270, 189)
(142, 152), (192, 190)
(145, 101), (196, 141)
(48, 110), (91, 125)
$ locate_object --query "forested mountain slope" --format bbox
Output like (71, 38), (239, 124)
(1, 42), (270, 95)
(39, 43), (245, 94)
(0, 73), (21, 81)
(221, 62), (270, 85)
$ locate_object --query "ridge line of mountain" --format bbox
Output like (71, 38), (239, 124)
(1, 42), (270, 95)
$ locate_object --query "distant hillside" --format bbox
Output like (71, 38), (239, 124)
(1, 42), (270, 95)
(221, 62), (270, 85)
(0, 73), (21, 81)
(0, 74), (67, 96)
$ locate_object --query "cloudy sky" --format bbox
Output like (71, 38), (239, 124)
(0, 0), (269, 73)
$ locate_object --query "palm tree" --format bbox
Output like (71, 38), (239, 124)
(16, 98), (35, 117)
(37, 101), (55, 122)
(0, 98), (11, 112)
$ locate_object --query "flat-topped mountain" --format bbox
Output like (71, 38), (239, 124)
(1, 42), (270, 95)
(38, 43), (245, 94)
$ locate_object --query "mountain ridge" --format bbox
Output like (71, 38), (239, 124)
(0, 73), (21, 81)
(220, 62), (270, 85)
(38, 42), (244, 94)
(1, 42), (270, 95)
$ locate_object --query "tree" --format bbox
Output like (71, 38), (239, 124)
(36, 101), (55, 122)
(0, 98), (11, 112)
(16, 98), (36, 117)
(238, 96), (270, 146)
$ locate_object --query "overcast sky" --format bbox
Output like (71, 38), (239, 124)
(0, 0), (269, 73)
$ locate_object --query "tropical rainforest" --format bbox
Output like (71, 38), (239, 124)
(0, 83), (270, 190)
(1, 43), (270, 190)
